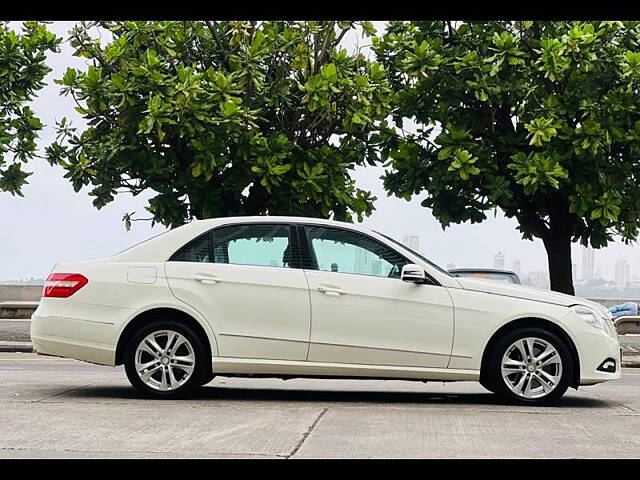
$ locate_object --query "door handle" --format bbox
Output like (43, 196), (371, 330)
(317, 286), (346, 296)
(192, 274), (221, 284)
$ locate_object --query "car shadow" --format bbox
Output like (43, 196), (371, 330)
(62, 383), (611, 409)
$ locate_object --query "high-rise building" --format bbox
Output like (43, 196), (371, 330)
(582, 247), (595, 281)
(494, 251), (505, 269)
(402, 234), (420, 252)
(615, 259), (630, 289)
(512, 258), (522, 276)
(571, 263), (577, 280)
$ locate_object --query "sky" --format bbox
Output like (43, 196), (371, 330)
(1, 21), (639, 282)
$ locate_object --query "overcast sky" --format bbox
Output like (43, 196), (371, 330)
(1, 21), (639, 281)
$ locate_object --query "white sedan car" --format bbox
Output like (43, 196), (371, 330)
(31, 216), (621, 404)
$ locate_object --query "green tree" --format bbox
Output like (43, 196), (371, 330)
(0, 21), (60, 195)
(374, 21), (640, 294)
(47, 21), (392, 229)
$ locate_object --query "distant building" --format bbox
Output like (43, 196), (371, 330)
(446, 262), (456, 270)
(494, 251), (505, 269)
(512, 259), (522, 276)
(615, 259), (630, 289)
(402, 234), (420, 252)
(571, 263), (577, 280)
(354, 248), (371, 274)
(582, 247), (595, 281)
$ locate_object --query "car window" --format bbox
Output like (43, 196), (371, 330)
(169, 231), (214, 263)
(378, 231), (452, 277)
(170, 223), (297, 268)
(305, 225), (409, 278)
(213, 224), (295, 268)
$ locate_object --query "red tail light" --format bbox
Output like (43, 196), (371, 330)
(43, 273), (88, 298)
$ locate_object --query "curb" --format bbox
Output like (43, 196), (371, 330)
(0, 341), (34, 353)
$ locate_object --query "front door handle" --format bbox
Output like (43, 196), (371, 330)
(192, 274), (221, 284)
(317, 286), (346, 296)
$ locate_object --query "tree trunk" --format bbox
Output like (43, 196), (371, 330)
(542, 226), (575, 296)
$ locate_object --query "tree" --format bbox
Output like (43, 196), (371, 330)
(373, 21), (640, 294)
(46, 21), (392, 229)
(0, 21), (60, 195)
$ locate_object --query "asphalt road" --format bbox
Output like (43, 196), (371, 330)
(0, 353), (639, 458)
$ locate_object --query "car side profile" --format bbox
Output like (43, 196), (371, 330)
(31, 216), (621, 404)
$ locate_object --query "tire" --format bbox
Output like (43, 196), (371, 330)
(485, 327), (573, 405)
(479, 377), (496, 394)
(200, 371), (215, 387)
(124, 319), (209, 398)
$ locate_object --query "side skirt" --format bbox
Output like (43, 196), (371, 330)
(212, 357), (480, 382)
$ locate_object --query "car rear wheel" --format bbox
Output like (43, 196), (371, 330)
(486, 327), (573, 405)
(124, 320), (208, 398)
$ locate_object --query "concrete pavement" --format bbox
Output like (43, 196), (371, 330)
(0, 353), (639, 458)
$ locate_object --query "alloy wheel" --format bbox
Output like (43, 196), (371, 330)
(501, 337), (563, 399)
(134, 330), (196, 391)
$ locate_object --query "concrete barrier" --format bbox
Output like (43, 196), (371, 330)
(0, 285), (42, 302)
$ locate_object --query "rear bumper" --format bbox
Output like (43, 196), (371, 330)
(31, 312), (117, 366)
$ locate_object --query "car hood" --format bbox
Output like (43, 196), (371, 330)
(453, 277), (608, 313)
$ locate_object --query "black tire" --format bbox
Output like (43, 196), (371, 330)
(485, 327), (573, 405)
(479, 377), (496, 394)
(124, 319), (209, 399)
(199, 371), (215, 387)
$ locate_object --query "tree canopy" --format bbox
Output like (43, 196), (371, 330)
(374, 21), (640, 294)
(46, 21), (392, 228)
(0, 21), (59, 196)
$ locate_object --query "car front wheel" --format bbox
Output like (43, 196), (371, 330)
(486, 327), (573, 405)
(124, 320), (208, 398)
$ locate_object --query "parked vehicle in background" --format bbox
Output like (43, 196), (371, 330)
(449, 268), (521, 285)
(31, 216), (620, 405)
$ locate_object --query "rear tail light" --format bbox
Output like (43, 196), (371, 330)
(43, 273), (88, 298)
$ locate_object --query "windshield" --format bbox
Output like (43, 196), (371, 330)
(377, 232), (452, 277)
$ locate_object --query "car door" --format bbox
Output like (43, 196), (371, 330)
(301, 224), (454, 368)
(165, 222), (311, 361)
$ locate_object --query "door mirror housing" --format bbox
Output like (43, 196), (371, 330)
(401, 264), (426, 283)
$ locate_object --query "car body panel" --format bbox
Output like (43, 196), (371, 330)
(305, 270), (455, 368)
(165, 261), (310, 360)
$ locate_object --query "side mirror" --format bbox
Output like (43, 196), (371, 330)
(401, 263), (426, 283)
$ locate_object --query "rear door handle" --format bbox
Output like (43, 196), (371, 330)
(192, 274), (221, 284)
(317, 286), (347, 296)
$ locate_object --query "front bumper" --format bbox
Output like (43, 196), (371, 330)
(575, 324), (622, 385)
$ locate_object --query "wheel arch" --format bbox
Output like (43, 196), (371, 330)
(115, 307), (215, 369)
(479, 317), (581, 389)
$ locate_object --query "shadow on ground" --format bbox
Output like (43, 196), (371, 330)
(55, 383), (611, 409)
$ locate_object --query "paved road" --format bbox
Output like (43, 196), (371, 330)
(1, 353), (639, 458)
